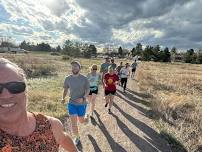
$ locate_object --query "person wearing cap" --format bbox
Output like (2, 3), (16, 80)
(0, 58), (78, 152)
(62, 60), (90, 146)
(86, 64), (101, 117)
(120, 63), (131, 93)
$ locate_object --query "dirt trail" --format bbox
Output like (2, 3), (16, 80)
(61, 79), (171, 152)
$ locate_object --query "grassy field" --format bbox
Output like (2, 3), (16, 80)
(0, 52), (201, 151)
(135, 61), (202, 152)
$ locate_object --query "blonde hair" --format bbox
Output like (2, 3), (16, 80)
(0, 58), (26, 80)
(108, 65), (114, 71)
(90, 64), (98, 72)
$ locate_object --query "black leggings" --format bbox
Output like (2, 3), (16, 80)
(121, 78), (128, 91)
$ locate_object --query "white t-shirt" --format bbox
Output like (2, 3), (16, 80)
(133, 55), (138, 61)
(120, 67), (130, 78)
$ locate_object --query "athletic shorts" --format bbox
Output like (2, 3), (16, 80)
(67, 103), (87, 117)
(132, 68), (136, 72)
(89, 89), (98, 95)
(105, 90), (116, 96)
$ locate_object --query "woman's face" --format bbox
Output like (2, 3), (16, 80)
(0, 65), (27, 124)
(91, 66), (97, 73)
(108, 68), (114, 74)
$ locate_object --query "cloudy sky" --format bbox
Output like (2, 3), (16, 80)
(0, 0), (202, 50)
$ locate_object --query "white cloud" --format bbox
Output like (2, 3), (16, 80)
(112, 20), (164, 43)
(0, 0), (201, 50)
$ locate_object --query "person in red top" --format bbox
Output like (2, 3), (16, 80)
(103, 66), (119, 114)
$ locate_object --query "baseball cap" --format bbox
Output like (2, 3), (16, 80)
(71, 60), (81, 69)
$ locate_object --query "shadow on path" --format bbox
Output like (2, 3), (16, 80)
(113, 102), (171, 152)
(88, 135), (102, 152)
(94, 111), (127, 152)
(111, 112), (159, 152)
(116, 90), (149, 116)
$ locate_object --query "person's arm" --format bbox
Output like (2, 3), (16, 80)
(84, 78), (90, 99)
(98, 74), (102, 85)
(128, 69), (131, 77)
(115, 74), (120, 85)
(62, 78), (69, 103)
(103, 74), (108, 88)
(48, 117), (78, 152)
(62, 88), (68, 103)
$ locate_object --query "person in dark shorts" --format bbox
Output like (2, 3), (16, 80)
(120, 63), (130, 92)
(103, 66), (119, 114)
(131, 60), (137, 79)
(87, 64), (101, 117)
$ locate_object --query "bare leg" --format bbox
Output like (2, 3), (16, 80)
(78, 116), (89, 124)
(90, 94), (97, 115)
(70, 116), (79, 137)
(105, 95), (110, 107)
(87, 95), (92, 114)
(108, 95), (114, 109)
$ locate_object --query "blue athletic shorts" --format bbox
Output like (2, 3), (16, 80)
(67, 103), (87, 117)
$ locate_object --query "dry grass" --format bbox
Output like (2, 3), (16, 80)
(135, 61), (202, 151)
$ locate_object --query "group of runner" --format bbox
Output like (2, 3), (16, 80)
(62, 57), (138, 146)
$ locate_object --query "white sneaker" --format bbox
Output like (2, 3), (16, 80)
(83, 114), (89, 125)
(91, 111), (94, 117)
(74, 137), (80, 145)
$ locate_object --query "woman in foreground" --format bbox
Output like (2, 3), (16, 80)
(0, 58), (77, 152)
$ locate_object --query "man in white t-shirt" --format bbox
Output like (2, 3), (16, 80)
(120, 63), (130, 92)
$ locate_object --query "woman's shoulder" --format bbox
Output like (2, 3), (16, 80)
(32, 113), (62, 129)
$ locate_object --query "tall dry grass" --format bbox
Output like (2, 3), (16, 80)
(135, 61), (202, 151)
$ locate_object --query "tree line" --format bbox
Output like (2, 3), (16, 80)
(130, 43), (202, 64)
(17, 41), (202, 64)
(19, 40), (97, 58)
(2, 39), (201, 64)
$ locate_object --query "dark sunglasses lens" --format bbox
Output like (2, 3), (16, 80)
(7, 82), (26, 94)
(0, 85), (3, 93)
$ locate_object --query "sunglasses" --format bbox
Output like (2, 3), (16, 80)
(92, 69), (97, 71)
(0, 82), (26, 94)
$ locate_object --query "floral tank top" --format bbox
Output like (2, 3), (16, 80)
(0, 113), (59, 152)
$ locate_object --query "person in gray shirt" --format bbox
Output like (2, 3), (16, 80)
(62, 60), (90, 146)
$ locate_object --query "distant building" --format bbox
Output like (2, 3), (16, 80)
(0, 46), (28, 53)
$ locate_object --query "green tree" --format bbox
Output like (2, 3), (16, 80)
(89, 44), (97, 57)
(152, 45), (161, 61)
(184, 49), (195, 63)
(56, 45), (61, 52)
(62, 40), (81, 57)
(36, 43), (51, 52)
(142, 45), (153, 61)
(135, 43), (143, 55)
(196, 49), (202, 64)
(131, 47), (136, 57)
(118, 46), (123, 58)
(162, 47), (171, 62)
